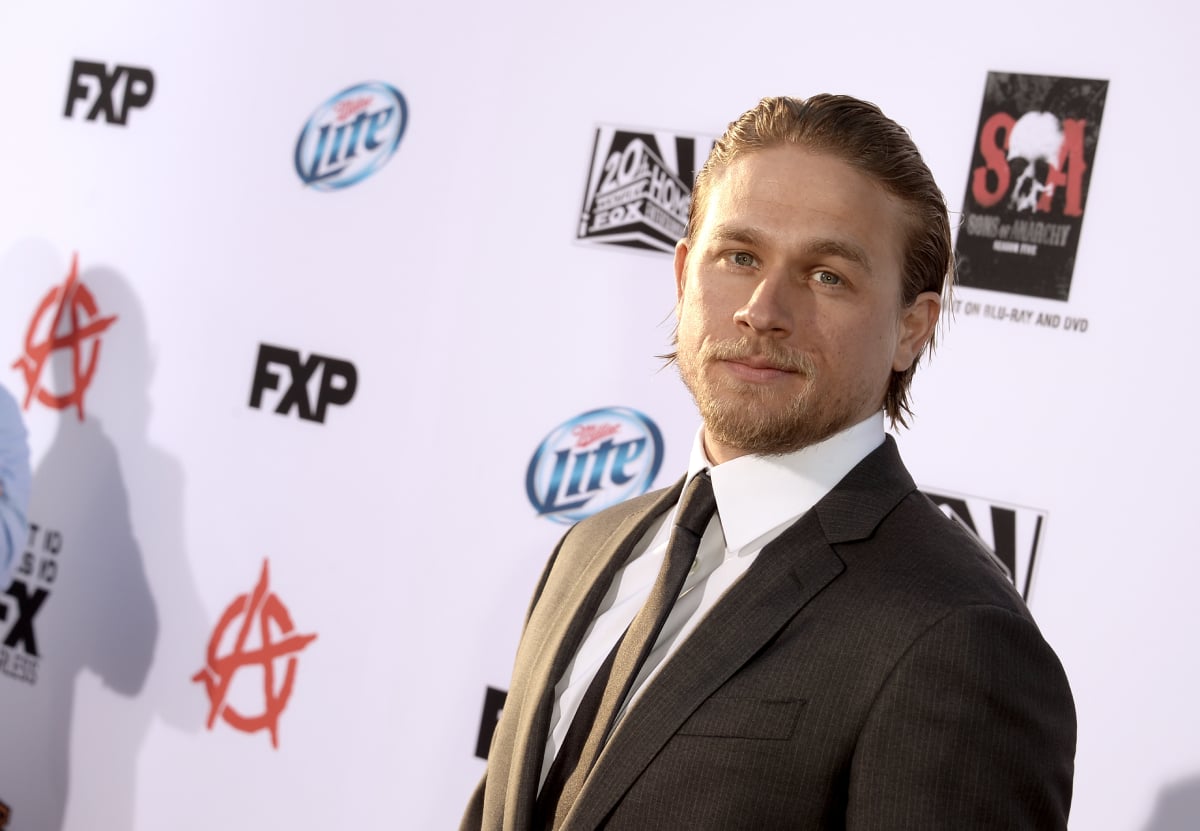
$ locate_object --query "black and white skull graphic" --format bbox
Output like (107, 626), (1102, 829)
(1007, 111), (1064, 212)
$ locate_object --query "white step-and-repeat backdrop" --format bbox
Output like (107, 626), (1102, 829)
(0, 1), (1196, 829)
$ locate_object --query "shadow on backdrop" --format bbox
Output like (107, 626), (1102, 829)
(0, 257), (207, 831)
(1144, 774), (1200, 831)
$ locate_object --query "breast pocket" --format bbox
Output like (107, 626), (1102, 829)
(676, 697), (806, 740)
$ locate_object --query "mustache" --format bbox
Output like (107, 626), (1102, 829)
(700, 337), (815, 374)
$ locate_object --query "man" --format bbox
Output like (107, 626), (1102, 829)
(0, 382), (31, 584)
(463, 95), (1076, 830)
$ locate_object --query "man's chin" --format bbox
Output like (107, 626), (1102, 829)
(698, 399), (855, 457)
(700, 375), (812, 411)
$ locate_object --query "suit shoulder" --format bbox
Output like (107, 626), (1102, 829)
(561, 482), (678, 545)
(842, 489), (1033, 620)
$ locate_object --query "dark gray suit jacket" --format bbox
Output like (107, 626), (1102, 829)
(462, 437), (1076, 829)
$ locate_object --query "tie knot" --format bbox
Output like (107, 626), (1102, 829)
(676, 471), (717, 537)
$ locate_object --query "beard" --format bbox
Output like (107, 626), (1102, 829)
(676, 335), (860, 456)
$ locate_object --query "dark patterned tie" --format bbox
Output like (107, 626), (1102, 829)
(535, 471), (718, 830)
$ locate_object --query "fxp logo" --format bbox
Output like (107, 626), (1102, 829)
(64, 59), (155, 126)
(526, 407), (663, 525)
(295, 82), (408, 191)
(248, 343), (357, 425)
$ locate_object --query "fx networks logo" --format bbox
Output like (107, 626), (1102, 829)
(11, 253), (118, 421)
(64, 59), (154, 126)
(0, 523), (63, 686)
(526, 407), (663, 524)
(248, 343), (357, 424)
(295, 81), (408, 190)
(922, 488), (1047, 601)
(956, 71), (1108, 301)
(577, 125), (716, 253)
(192, 559), (317, 748)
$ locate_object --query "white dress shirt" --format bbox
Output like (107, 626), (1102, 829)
(539, 412), (886, 788)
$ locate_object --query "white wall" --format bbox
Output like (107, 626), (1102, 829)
(0, 1), (1196, 829)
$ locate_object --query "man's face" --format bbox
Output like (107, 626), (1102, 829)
(673, 145), (939, 463)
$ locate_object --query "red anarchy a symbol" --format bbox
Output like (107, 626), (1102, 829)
(192, 559), (317, 748)
(11, 253), (117, 421)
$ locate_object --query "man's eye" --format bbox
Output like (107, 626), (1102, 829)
(731, 252), (756, 267)
(815, 271), (842, 285)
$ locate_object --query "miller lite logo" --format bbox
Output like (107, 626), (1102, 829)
(921, 487), (1048, 601)
(578, 126), (715, 254)
(295, 82), (408, 191)
(526, 407), (664, 524)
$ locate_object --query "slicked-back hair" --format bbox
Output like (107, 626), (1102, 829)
(685, 94), (953, 427)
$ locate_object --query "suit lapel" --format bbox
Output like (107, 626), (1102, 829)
(492, 479), (686, 830)
(563, 513), (842, 829)
(563, 436), (916, 830)
(812, 435), (914, 544)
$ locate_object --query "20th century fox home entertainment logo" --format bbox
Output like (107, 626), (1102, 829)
(577, 126), (716, 254)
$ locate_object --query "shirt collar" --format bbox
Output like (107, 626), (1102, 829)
(684, 412), (886, 554)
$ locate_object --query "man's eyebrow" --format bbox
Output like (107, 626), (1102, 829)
(709, 224), (873, 270)
(708, 224), (764, 247)
(803, 238), (872, 270)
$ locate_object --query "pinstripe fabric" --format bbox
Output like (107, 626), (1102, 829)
(462, 437), (1076, 830)
(536, 472), (716, 829)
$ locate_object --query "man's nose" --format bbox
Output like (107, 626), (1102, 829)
(733, 273), (794, 337)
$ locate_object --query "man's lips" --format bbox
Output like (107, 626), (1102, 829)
(719, 358), (799, 382)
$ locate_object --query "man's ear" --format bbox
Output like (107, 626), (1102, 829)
(893, 290), (941, 372)
(673, 238), (690, 304)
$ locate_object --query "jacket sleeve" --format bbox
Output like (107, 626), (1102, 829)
(458, 526), (575, 831)
(846, 604), (1077, 830)
(459, 775), (486, 831)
